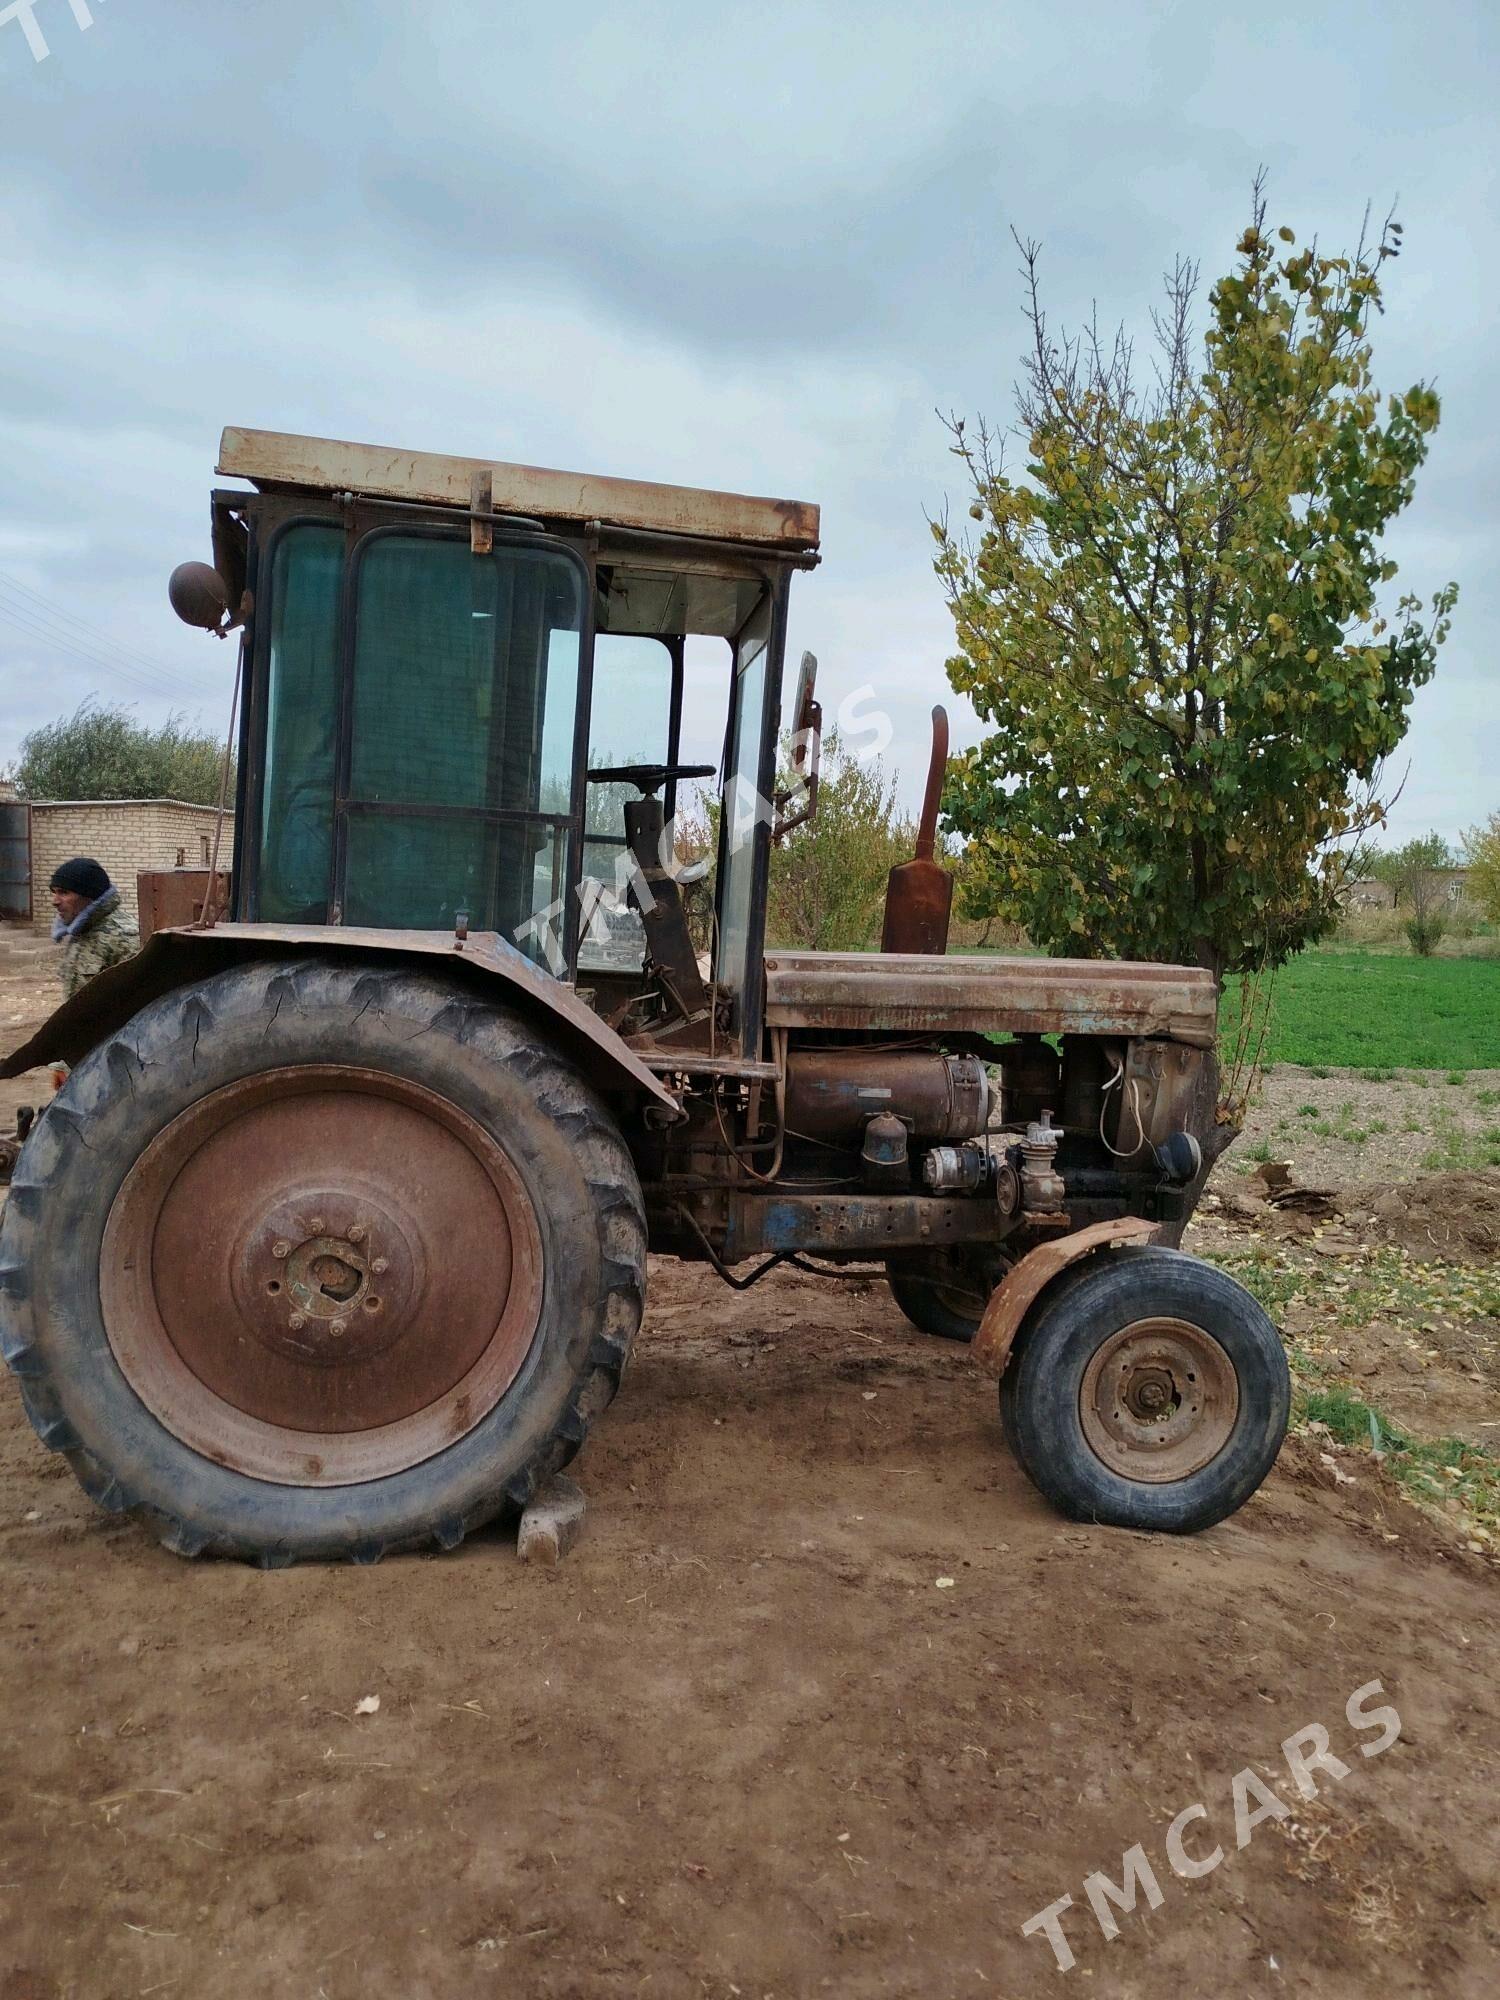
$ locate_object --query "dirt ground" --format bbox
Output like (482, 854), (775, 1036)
(1229, 1064), (1500, 1189)
(2, 926), (1499, 1998)
(1183, 1174), (1500, 1450)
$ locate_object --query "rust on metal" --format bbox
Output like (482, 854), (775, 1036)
(136, 868), (230, 944)
(969, 1215), (1161, 1378)
(1078, 1315), (1239, 1482)
(880, 706), (953, 955)
(218, 427), (821, 551)
(2, 922), (682, 1115)
(1018, 1112), (1066, 1213)
(771, 652), (822, 841)
(634, 1050), (781, 1082)
(763, 953), (1218, 1047)
(783, 1046), (987, 1142)
(1115, 1038), (1212, 1151)
(166, 560), (232, 632)
(469, 467), (494, 556)
(616, 780), (710, 1019)
(721, 1191), (1001, 1261)
(99, 1064), (544, 1485)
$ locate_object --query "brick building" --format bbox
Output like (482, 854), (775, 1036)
(10, 799), (234, 935)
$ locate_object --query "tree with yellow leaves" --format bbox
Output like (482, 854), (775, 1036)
(935, 180), (1457, 983)
(1464, 812), (1500, 926)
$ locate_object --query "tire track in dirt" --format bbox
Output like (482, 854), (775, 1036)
(1, 1257), (1496, 1998)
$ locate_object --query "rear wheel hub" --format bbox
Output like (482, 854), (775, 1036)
(239, 1204), (413, 1368)
(100, 1065), (544, 1486)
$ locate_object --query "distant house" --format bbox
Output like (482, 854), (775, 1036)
(1344, 877), (1395, 911)
(1, 798), (233, 935)
(1342, 865), (1470, 914)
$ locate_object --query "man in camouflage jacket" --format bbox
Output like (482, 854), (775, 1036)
(49, 857), (139, 1000)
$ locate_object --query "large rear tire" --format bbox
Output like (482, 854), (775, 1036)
(0, 958), (646, 1565)
(999, 1248), (1289, 1533)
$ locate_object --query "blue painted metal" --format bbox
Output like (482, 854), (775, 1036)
(724, 1191), (997, 1262)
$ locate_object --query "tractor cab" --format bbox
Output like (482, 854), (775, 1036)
(184, 428), (820, 1061)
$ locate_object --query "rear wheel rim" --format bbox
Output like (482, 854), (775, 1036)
(1077, 1316), (1238, 1483)
(100, 1065), (544, 1487)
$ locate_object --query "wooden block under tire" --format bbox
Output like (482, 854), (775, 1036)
(517, 1475), (588, 1566)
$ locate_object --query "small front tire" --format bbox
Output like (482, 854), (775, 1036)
(999, 1248), (1289, 1533)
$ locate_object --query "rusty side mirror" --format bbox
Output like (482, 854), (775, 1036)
(772, 651), (822, 843)
(168, 561), (238, 636)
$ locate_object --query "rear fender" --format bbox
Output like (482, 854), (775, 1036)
(0, 922), (682, 1120)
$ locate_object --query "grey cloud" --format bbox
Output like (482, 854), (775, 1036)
(0, 0), (1493, 844)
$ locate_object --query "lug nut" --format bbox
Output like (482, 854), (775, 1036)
(347, 1224), (365, 1244)
(309, 1216), (326, 1235)
(272, 1240), (290, 1260)
(371, 1257), (388, 1275)
(330, 1321), (349, 1339)
(288, 1313), (306, 1331)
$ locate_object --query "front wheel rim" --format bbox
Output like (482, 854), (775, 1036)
(1077, 1316), (1239, 1483)
(99, 1065), (545, 1487)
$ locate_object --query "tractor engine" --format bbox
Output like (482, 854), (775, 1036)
(782, 1047), (989, 1148)
(771, 1034), (1203, 1231)
(783, 1047), (989, 1193)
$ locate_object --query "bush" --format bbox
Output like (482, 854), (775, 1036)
(11, 700), (229, 806)
(765, 728), (915, 951)
(672, 730), (917, 954)
(1465, 810), (1500, 923)
(1404, 910), (1446, 957)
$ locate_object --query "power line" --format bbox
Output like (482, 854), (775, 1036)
(0, 598), (201, 704)
(0, 590), (223, 710)
(0, 569), (209, 687)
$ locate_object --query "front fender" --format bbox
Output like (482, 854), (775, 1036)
(1, 922), (682, 1119)
(969, 1216), (1161, 1378)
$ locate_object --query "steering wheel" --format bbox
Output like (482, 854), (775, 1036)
(585, 763), (715, 797)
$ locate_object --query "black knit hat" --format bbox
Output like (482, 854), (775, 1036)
(49, 856), (111, 900)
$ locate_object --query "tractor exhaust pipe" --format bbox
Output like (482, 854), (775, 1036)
(881, 705), (953, 954)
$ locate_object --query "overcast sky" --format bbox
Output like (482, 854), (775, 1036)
(1, 0), (1493, 845)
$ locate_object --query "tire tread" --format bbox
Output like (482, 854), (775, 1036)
(0, 957), (647, 1565)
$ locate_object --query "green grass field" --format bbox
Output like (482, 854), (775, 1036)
(1225, 951), (1500, 1070)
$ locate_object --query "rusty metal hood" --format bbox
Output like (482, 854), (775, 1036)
(762, 952), (1218, 1048)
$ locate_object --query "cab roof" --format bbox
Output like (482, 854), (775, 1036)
(218, 427), (820, 553)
